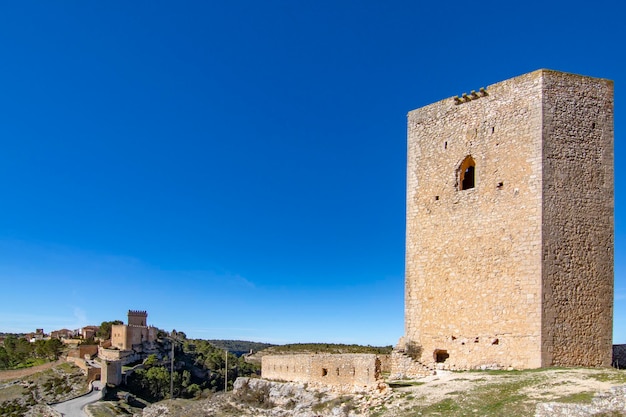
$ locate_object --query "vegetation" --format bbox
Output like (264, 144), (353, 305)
(373, 368), (626, 417)
(0, 335), (63, 369)
(207, 340), (275, 356)
(263, 342), (393, 355)
(0, 362), (87, 416)
(126, 337), (260, 402)
(97, 320), (124, 340)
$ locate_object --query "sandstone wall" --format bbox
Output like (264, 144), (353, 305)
(403, 69), (613, 370)
(98, 346), (141, 365)
(262, 354), (386, 392)
(101, 360), (122, 386)
(540, 71), (614, 367)
(405, 70), (544, 369)
(111, 324), (128, 350)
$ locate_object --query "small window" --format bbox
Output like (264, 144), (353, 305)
(458, 156), (476, 191)
(322, 368), (328, 377)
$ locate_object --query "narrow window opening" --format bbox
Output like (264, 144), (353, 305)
(322, 368), (328, 377)
(435, 195), (439, 201)
(491, 126), (495, 134)
(458, 156), (476, 191)
(444, 141), (448, 149)
(434, 349), (449, 363)
(592, 122), (596, 129)
(336, 368), (340, 376)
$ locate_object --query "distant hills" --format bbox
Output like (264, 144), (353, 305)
(206, 340), (276, 356)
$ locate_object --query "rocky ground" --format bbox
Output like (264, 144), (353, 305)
(0, 362), (88, 417)
(137, 368), (626, 417)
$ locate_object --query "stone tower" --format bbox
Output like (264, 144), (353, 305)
(402, 69), (613, 370)
(128, 310), (147, 327)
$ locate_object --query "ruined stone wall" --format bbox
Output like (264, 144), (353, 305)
(67, 345), (99, 359)
(405, 70), (544, 370)
(613, 345), (626, 368)
(262, 354), (386, 392)
(101, 360), (122, 386)
(540, 71), (614, 367)
(403, 69), (613, 370)
(98, 346), (141, 365)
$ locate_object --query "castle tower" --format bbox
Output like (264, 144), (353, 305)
(403, 70), (613, 370)
(127, 310), (147, 327)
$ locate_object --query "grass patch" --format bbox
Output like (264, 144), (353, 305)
(586, 371), (626, 384)
(388, 381), (425, 388)
(554, 391), (595, 404)
(312, 396), (355, 413)
(419, 397), (462, 413)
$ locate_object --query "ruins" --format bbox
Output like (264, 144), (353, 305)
(262, 353), (389, 393)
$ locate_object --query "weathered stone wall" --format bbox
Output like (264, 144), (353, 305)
(540, 71), (614, 367)
(65, 356), (101, 381)
(67, 345), (99, 359)
(613, 345), (626, 368)
(262, 354), (387, 392)
(98, 346), (141, 365)
(402, 69), (613, 371)
(101, 360), (122, 386)
(111, 324), (128, 350)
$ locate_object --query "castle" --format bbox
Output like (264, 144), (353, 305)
(399, 69), (614, 371)
(111, 310), (157, 351)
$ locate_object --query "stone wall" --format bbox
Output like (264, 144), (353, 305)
(402, 69), (613, 371)
(540, 71), (614, 367)
(65, 356), (101, 382)
(101, 360), (122, 386)
(262, 354), (387, 393)
(67, 345), (99, 359)
(613, 345), (626, 368)
(98, 346), (141, 365)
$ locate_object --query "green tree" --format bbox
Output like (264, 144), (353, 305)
(97, 320), (123, 340)
(143, 354), (159, 369)
(145, 366), (171, 399)
(45, 338), (63, 360)
(0, 347), (10, 369)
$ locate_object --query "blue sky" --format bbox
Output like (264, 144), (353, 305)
(0, 1), (623, 346)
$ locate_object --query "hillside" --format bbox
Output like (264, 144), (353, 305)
(207, 340), (276, 356)
(138, 367), (626, 417)
(246, 343), (393, 365)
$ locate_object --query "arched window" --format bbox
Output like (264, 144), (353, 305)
(458, 156), (476, 191)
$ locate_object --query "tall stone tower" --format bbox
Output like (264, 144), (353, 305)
(128, 310), (147, 327)
(402, 69), (613, 370)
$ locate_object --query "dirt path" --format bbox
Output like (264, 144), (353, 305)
(0, 359), (64, 381)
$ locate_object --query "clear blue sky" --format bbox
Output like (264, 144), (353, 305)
(0, 1), (623, 346)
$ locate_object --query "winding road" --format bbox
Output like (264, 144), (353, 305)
(51, 381), (104, 417)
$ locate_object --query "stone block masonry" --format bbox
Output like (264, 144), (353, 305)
(262, 354), (388, 393)
(400, 69), (613, 371)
